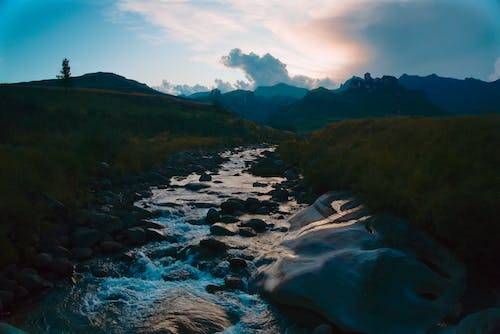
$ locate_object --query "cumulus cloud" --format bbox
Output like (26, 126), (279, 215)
(221, 49), (336, 89)
(154, 78), (251, 96)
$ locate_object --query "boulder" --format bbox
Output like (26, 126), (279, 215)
(138, 291), (231, 334)
(453, 308), (500, 334)
(0, 322), (29, 334)
(34, 253), (54, 271)
(205, 208), (220, 224)
(185, 182), (210, 191)
(199, 173), (212, 182)
(245, 197), (261, 212)
(72, 247), (93, 261)
(87, 212), (123, 233)
(99, 241), (124, 254)
(240, 219), (268, 233)
(219, 215), (238, 224)
(48, 245), (71, 258)
(125, 227), (146, 245)
(145, 228), (167, 241)
(199, 238), (228, 254)
(220, 199), (246, 215)
(210, 223), (237, 236)
(52, 258), (74, 277)
(17, 269), (52, 291)
(238, 227), (257, 238)
(257, 194), (466, 334)
(72, 228), (104, 248)
(224, 276), (244, 290)
(229, 258), (247, 271)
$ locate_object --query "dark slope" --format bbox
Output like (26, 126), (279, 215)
(10, 72), (164, 96)
(270, 75), (442, 132)
(399, 74), (500, 114)
(254, 83), (308, 99)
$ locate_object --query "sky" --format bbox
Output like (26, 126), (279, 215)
(0, 0), (499, 94)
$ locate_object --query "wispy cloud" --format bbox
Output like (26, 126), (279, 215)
(117, 0), (500, 82)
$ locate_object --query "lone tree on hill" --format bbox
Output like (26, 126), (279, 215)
(57, 58), (71, 89)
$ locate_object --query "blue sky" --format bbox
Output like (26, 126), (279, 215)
(1, 0), (499, 94)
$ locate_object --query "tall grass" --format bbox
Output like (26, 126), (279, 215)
(279, 116), (500, 269)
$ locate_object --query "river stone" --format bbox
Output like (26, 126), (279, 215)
(100, 241), (124, 254)
(185, 182), (210, 191)
(220, 199), (246, 214)
(240, 219), (267, 233)
(139, 291), (231, 334)
(229, 258), (247, 271)
(125, 227), (146, 244)
(199, 173), (212, 182)
(238, 227), (257, 238)
(0, 290), (14, 307)
(219, 214), (238, 224)
(17, 269), (52, 291)
(210, 223), (237, 236)
(72, 247), (93, 261)
(72, 228), (104, 248)
(52, 258), (74, 277)
(0, 322), (29, 334)
(205, 208), (220, 224)
(258, 192), (466, 334)
(34, 253), (54, 271)
(48, 245), (72, 258)
(199, 238), (228, 254)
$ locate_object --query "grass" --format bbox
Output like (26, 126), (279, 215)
(0, 85), (287, 266)
(279, 116), (500, 270)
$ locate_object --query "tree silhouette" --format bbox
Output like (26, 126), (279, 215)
(57, 58), (71, 90)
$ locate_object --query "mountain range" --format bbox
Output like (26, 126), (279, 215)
(8, 71), (499, 132)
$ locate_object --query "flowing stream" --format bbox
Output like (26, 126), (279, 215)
(15, 147), (308, 333)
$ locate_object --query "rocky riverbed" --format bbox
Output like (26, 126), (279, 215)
(1, 146), (499, 334)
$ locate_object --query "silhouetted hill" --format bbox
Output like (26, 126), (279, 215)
(191, 88), (298, 123)
(254, 83), (308, 99)
(399, 74), (500, 114)
(10, 72), (164, 96)
(270, 74), (442, 132)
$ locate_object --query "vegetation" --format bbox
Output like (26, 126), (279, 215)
(0, 85), (286, 265)
(279, 116), (500, 269)
(57, 58), (71, 89)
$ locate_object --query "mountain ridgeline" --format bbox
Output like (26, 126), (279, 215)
(189, 73), (500, 132)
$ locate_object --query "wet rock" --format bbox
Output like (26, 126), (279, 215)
(52, 258), (74, 277)
(125, 227), (146, 245)
(72, 228), (104, 248)
(240, 219), (268, 233)
(245, 197), (261, 212)
(229, 258), (247, 271)
(0, 290), (14, 307)
(312, 324), (334, 334)
(284, 168), (299, 180)
(162, 269), (198, 281)
(199, 238), (228, 254)
(185, 182), (210, 191)
(453, 308), (500, 334)
(190, 202), (217, 209)
(238, 227), (257, 238)
(72, 247), (93, 261)
(271, 189), (289, 202)
(34, 253), (54, 271)
(48, 245), (71, 258)
(220, 198), (246, 215)
(199, 173), (212, 182)
(17, 269), (52, 291)
(145, 228), (168, 241)
(148, 246), (181, 260)
(259, 194), (466, 334)
(205, 208), (220, 224)
(100, 241), (124, 254)
(210, 223), (237, 236)
(340, 198), (363, 211)
(205, 284), (223, 294)
(140, 221), (165, 230)
(0, 322), (28, 334)
(271, 226), (289, 233)
(252, 182), (267, 188)
(219, 214), (238, 224)
(224, 276), (244, 290)
(140, 292), (232, 334)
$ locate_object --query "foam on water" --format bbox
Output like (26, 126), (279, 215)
(15, 147), (307, 333)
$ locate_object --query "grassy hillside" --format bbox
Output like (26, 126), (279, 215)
(0, 85), (285, 265)
(279, 116), (500, 270)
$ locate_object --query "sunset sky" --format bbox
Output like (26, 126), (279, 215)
(1, 0), (499, 94)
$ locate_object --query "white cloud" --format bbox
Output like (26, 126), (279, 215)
(489, 58), (500, 81)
